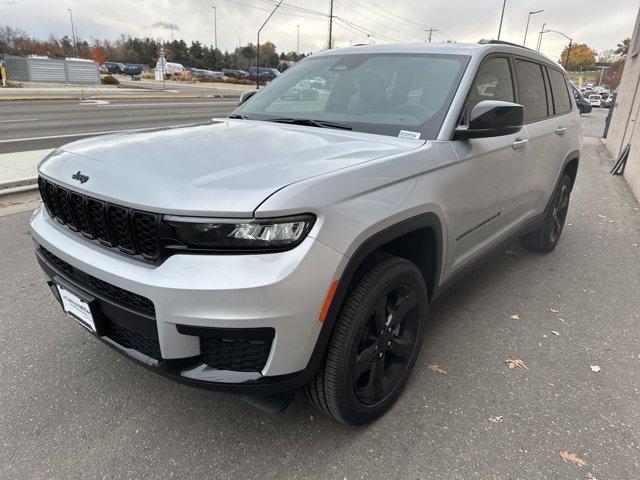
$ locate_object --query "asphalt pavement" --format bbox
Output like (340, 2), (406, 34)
(1, 138), (639, 479)
(581, 107), (609, 138)
(0, 98), (238, 153)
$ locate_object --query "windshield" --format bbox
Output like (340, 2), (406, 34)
(235, 53), (469, 139)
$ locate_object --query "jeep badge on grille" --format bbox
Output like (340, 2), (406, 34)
(72, 171), (89, 184)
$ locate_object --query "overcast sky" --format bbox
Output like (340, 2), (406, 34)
(3, 0), (639, 61)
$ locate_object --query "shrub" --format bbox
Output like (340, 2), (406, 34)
(101, 74), (119, 85)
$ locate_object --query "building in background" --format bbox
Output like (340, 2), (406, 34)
(605, 7), (640, 201)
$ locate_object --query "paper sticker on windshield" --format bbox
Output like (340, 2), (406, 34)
(398, 130), (421, 140)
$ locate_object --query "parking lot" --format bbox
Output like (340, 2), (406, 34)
(2, 110), (640, 479)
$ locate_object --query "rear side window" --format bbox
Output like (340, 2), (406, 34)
(514, 60), (548, 123)
(547, 68), (572, 115)
(467, 57), (514, 113)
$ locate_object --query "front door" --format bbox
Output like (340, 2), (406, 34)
(451, 56), (532, 271)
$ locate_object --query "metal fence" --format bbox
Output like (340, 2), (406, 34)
(5, 56), (99, 84)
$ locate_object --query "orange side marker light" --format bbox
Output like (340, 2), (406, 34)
(319, 280), (339, 323)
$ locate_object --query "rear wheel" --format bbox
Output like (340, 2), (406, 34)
(304, 255), (428, 425)
(520, 173), (572, 253)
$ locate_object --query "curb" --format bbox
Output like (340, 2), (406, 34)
(0, 177), (38, 191)
(0, 181), (38, 198)
(0, 93), (242, 101)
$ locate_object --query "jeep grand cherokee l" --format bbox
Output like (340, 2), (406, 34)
(31, 41), (582, 425)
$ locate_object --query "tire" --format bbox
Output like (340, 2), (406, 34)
(519, 173), (573, 253)
(304, 255), (428, 425)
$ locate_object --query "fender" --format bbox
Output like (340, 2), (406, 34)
(302, 212), (444, 377)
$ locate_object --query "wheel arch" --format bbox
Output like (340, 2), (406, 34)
(562, 151), (580, 190)
(304, 213), (444, 376)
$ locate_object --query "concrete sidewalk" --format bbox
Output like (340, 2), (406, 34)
(0, 149), (51, 193)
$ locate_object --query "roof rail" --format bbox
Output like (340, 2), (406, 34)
(478, 39), (537, 52)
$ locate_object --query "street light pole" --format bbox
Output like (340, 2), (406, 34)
(297, 24), (300, 56)
(256, 0), (283, 89)
(543, 29), (573, 70)
(67, 8), (78, 57)
(328, 0), (334, 49)
(536, 22), (546, 52)
(523, 9), (543, 47)
(212, 6), (218, 50)
(497, 0), (507, 40)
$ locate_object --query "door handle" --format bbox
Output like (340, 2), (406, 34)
(555, 127), (567, 136)
(512, 138), (528, 150)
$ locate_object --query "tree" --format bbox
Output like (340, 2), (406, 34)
(597, 49), (618, 64)
(91, 46), (106, 65)
(560, 43), (596, 71)
(615, 37), (630, 57)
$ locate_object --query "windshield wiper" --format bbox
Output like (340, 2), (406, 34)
(266, 118), (352, 131)
(228, 113), (250, 119)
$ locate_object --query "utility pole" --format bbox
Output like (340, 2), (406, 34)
(67, 9), (79, 57)
(212, 6), (218, 50)
(523, 9), (543, 47)
(425, 28), (437, 43)
(328, 0), (334, 49)
(565, 38), (572, 71)
(256, 0), (283, 89)
(497, 0), (507, 40)
(297, 25), (300, 56)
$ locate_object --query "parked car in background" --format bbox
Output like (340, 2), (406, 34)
(309, 76), (328, 89)
(589, 94), (602, 108)
(279, 79), (319, 100)
(123, 64), (144, 76)
(99, 64), (108, 74)
(163, 62), (185, 76)
(570, 83), (592, 115)
(187, 68), (223, 81)
(222, 69), (249, 79)
(104, 62), (126, 74)
(605, 92), (616, 108)
(248, 67), (281, 82)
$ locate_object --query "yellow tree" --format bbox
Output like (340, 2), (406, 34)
(559, 43), (597, 71)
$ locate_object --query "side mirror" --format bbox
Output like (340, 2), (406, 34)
(453, 100), (524, 140)
(238, 89), (258, 106)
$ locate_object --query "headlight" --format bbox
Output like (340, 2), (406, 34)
(163, 214), (315, 251)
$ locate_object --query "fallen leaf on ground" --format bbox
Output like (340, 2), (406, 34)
(510, 314), (520, 320)
(505, 357), (528, 369)
(427, 364), (446, 374)
(560, 450), (587, 467)
(550, 308), (560, 313)
(551, 331), (560, 336)
(585, 473), (598, 480)
(489, 415), (503, 423)
(493, 475), (502, 480)
(590, 365), (601, 372)
(504, 249), (518, 257)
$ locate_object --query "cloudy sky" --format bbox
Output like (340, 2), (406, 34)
(3, 0), (638, 61)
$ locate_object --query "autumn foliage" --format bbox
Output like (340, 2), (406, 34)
(560, 43), (597, 71)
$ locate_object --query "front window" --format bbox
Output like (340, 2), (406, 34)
(235, 53), (469, 139)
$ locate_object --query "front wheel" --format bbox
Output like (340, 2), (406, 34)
(520, 173), (573, 253)
(304, 255), (428, 425)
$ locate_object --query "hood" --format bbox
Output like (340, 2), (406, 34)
(38, 119), (424, 216)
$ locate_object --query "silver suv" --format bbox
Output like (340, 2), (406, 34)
(31, 41), (582, 425)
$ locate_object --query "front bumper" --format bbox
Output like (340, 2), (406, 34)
(31, 206), (346, 393)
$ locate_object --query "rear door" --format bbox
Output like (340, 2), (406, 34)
(451, 55), (532, 271)
(512, 58), (559, 218)
(524, 64), (578, 214)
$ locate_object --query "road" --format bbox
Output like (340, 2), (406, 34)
(1, 138), (639, 479)
(0, 98), (237, 154)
